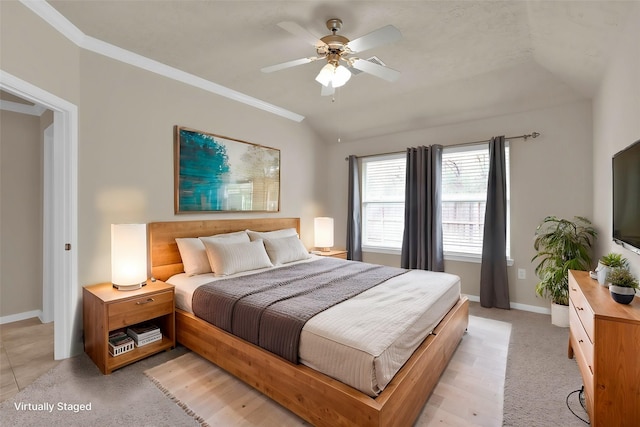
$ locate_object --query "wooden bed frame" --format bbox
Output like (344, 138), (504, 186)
(149, 218), (469, 427)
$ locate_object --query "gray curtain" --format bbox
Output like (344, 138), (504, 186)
(346, 155), (362, 261)
(401, 145), (444, 271)
(480, 136), (510, 309)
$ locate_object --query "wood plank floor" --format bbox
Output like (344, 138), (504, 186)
(418, 315), (510, 426)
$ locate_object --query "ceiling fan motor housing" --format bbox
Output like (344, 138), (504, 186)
(319, 18), (350, 55)
(320, 34), (349, 51)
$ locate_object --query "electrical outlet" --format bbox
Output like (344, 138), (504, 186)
(518, 268), (526, 280)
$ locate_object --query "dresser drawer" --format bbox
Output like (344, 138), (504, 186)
(570, 309), (594, 419)
(108, 290), (174, 329)
(569, 303), (594, 374)
(569, 278), (594, 341)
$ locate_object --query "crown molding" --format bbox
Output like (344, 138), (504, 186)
(19, 0), (305, 123)
(20, 0), (85, 45)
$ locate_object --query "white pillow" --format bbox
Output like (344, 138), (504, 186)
(263, 235), (311, 265)
(176, 231), (249, 276)
(201, 239), (273, 276)
(246, 228), (298, 241)
(202, 230), (250, 243)
(175, 238), (211, 276)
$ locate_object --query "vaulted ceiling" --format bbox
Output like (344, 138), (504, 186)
(47, 0), (635, 143)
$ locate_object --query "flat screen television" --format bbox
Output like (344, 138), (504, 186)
(612, 138), (640, 255)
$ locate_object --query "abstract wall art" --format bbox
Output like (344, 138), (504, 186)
(174, 126), (280, 213)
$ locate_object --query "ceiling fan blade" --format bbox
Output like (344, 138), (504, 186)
(277, 21), (326, 48)
(351, 58), (400, 82)
(320, 81), (335, 97)
(261, 57), (321, 73)
(347, 25), (402, 53)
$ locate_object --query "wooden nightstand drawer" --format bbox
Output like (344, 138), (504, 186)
(108, 290), (173, 330)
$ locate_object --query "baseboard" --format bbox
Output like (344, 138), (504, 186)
(464, 294), (551, 315)
(510, 302), (551, 315)
(0, 310), (44, 325)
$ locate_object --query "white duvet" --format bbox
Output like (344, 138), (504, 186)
(168, 256), (461, 396)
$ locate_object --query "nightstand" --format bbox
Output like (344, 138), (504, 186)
(312, 249), (348, 260)
(83, 279), (175, 374)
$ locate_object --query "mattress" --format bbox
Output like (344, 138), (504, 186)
(168, 257), (461, 396)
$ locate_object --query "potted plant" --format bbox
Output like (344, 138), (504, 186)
(596, 252), (629, 286)
(532, 216), (597, 326)
(607, 268), (639, 304)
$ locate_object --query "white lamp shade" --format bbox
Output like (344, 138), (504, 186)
(315, 64), (352, 88)
(314, 217), (334, 250)
(315, 63), (334, 87)
(111, 224), (147, 287)
(332, 65), (352, 88)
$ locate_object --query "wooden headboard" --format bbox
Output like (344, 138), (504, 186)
(148, 218), (300, 282)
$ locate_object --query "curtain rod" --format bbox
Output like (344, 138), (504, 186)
(344, 132), (540, 161)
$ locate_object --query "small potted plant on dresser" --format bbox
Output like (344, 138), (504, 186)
(607, 267), (639, 304)
(596, 252), (629, 286)
(532, 216), (597, 326)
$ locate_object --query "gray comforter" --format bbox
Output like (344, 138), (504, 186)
(192, 257), (406, 363)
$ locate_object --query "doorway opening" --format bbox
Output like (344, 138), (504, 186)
(0, 70), (79, 359)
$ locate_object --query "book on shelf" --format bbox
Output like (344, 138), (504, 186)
(126, 322), (162, 347)
(132, 332), (162, 347)
(126, 322), (160, 340)
(109, 330), (129, 343)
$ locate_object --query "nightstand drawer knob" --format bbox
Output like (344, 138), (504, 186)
(136, 298), (155, 305)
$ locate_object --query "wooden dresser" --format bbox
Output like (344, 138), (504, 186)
(568, 270), (640, 426)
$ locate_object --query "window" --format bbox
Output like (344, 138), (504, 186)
(441, 144), (510, 258)
(361, 144), (510, 260)
(361, 154), (406, 250)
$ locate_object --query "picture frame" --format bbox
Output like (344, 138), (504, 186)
(174, 126), (280, 213)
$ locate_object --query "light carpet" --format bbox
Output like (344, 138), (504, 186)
(0, 346), (199, 426)
(144, 314), (511, 427)
(471, 305), (589, 427)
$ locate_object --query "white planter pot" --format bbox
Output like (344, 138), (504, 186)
(596, 264), (609, 286)
(551, 302), (570, 327)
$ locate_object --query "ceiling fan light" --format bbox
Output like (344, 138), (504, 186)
(315, 63), (334, 86)
(332, 65), (352, 88)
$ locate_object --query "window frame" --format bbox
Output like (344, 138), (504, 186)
(360, 153), (407, 253)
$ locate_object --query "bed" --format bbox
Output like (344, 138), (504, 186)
(149, 218), (469, 427)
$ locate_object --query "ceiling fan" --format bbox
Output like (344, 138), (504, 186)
(261, 18), (402, 96)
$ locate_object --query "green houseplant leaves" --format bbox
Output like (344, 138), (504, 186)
(532, 216), (597, 306)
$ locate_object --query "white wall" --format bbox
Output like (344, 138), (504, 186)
(592, 5), (640, 277)
(0, 110), (42, 317)
(326, 101), (594, 310)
